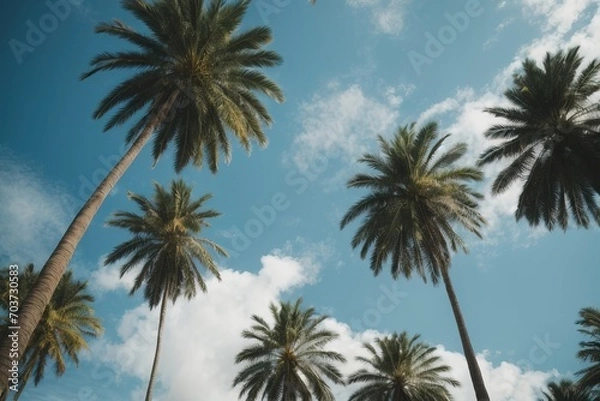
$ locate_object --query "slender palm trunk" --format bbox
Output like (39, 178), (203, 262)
(0, 346), (37, 401)
(145, 285), (170, 401)
(0, 92), (179, 393)
(440, 266), (490, 401)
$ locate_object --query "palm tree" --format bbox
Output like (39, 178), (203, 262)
(0, 265), (102, 401)
(0, 0), (283, 387)
(478, 46), (600, 231)
(104, 179), (226, 401)
(233, 298), (346, 401)
(539, 379), (595, 401)
(576, 307), (600, 392)
(340, 122), (489, 400)
(348, 332), (460, 401)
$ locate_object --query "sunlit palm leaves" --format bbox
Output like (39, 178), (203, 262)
(82, 0), (284, 173)
(348, 332), (460, 401)
(233, 299), (345, 401)
(0, 265), (102, 401)
(340, 121), (486, 284)
(340, 122), (490, 400)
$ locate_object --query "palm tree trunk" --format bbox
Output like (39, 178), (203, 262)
(145, 284), (170, 401)
(11, 352), (35, 401)
(0, 386), (8, 401)
(0, 347), (37, 401)
(440, 266), (490, 401)
(0, 91), (180, 393)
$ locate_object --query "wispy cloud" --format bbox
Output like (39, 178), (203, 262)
(346, 0), (409, 35)
(89, 256), (140, 294)
(0, 146), (72, 266)
(285, 83), (403, 178)
(518, 0), (597, 34)
(483, 17), (516, 49)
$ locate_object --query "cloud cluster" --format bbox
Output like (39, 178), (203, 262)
(286, 84), (401, 176)
(89, 244), (555, 401)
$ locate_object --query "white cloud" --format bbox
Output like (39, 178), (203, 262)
(286, 84), (400, 177)
(346, 0), (408, 35)
(90, 243), (327, 400)
(0, 147), (72, 265)
(483, 18), (516, 49)
(416, 87), (475, 126)
(90, 256), (139, 294)
(90, 246), (557, 401)
(519, 0), (597, 34)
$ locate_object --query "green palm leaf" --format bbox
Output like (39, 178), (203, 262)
(105, 179), (226, 401)
(479, 46), (600, 230)
(348, 332), (460, 401)
(233, 298), (345, 401)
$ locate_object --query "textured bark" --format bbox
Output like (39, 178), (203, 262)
(0, 92), (179, 393)
(144, 285), (169, 401)
(441, 267), (490, 401)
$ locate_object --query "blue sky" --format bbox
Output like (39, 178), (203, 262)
(1, 0), (600, 399)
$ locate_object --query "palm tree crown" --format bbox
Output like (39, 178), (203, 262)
(82, 0), (284, 172)
(340, 121), (486, 284)
(576, 307), (600, 392)
(478, 46), (600, 230)
(105, 179), (226, 307)
(233, 298), (346, 401)
(0, 265), (102, 400)
(348, 332), (460, 401)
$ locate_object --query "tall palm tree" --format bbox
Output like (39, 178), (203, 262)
(576, 307), (600, 392)
(0, 0), (283, 387)
(340, 122), (489, 400)
(233, 298), (346, 401)
(104, 179), (226, 401)
(348, 332), (460, 401)
(478, 46), (600, 231)
(539, 379), (594, 401)
(0, 265), (102, 401)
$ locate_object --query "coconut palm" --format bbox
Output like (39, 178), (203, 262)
(0, 265), (102, 401)
(576, 307), (600, 392)
(539, 379), (595, 401)
(348, 332), (459, 401)
(0, 0), (283, 386)
(104, 179), (226, 401)
(478, 46), (600, 231)
(340, 122), (489, 400)
(233, 298), (346, 401)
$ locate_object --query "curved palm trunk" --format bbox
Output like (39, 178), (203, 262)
(145, 285), (170, 401)
(0, 92), (179, 393)
(440, 266), (490, 401)
(0, 346), (37, 401)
